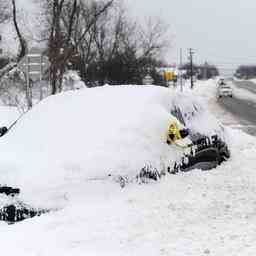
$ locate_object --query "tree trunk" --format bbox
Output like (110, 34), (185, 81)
(12, 0), (27, 62)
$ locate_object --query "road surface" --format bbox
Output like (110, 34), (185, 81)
(234, 80), (256, 94)
(218, 80), (256, 136)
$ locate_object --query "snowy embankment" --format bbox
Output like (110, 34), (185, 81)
(0, 86), (187, 207)
(0, 82), (256, 255)
(0, 106), (19, 127)
(233, 85), (256, 103)
(0, 85), (226, 207)
(228, 77), (256, 102)
(249, 78), (256, 84)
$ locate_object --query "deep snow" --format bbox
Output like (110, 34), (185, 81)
(0, 80), (256, 255)
(0, 85), (188, 208)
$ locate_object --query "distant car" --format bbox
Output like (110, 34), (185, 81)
(217, 83), (233, 98)
(216, 78), (226, 86)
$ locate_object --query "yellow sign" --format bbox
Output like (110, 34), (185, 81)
(163, 71), (175, 81)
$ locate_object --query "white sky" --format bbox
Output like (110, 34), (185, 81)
(125, 0), (256, 74)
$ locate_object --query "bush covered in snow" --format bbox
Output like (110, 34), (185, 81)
(62, 70), (86, 91)
(0, 66), (28, 112)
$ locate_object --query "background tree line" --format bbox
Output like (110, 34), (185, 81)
(180, 62), (219, 80)
(234, 65), (256, 79)
(0, 0), (170, 108)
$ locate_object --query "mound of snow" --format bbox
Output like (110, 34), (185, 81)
(0, 106), (19, 126)
(0, 85), (225, 208)
(4, 81), (256, 256)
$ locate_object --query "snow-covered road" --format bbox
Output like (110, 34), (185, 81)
(216, 80), (256, 136)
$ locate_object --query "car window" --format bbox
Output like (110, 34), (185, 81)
(219, 86), (231, 89)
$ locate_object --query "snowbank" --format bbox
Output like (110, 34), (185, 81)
(233, 84), (256, 103)
(249, 78), (256, 84)
(2, 81), (255, 256)
(0, 85), (225, 207)
(0, 106), (19, 126)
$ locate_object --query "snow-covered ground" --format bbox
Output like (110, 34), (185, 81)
(230, 77), (256, 102)
(1, 81), (256, 255)
(0, 106), (19, 127)
(249, 78), (256, 84)
(233, 83), (256, 103)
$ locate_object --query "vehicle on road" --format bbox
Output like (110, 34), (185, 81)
(217, 82), (233, 98)
(216, 77), (226, 86)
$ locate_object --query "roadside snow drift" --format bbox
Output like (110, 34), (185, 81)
(0, 85), (225, 208)
(3, 81), (256, 256)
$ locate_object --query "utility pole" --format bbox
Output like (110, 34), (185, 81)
(203, 61), (208, 80)
(0, 35), (2, 55)
(179, 48), (183, 92)
(188, 48), (194, 89)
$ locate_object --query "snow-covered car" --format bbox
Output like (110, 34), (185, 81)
(0, 85), (230, 223)
(217, 83), (233, 98)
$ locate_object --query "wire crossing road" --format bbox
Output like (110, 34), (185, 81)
(218, 80), (256, 136)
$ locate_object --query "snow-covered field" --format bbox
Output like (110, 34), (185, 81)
(1, 81), (256, 255)
(0, 106), (19, 127)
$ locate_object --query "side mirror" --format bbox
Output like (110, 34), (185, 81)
(180, 128), (189, 138)
(0, 126), (8, 137)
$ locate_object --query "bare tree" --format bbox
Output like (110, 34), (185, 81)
(0, 1), (10, 23)
(11, 0), (27, 62)
(83, 5), (171, 85)
(44, 0), (170, 88)
(0, 0), (27, 78)
(137, 17), (170, 62)
(45, 0), (114, 94)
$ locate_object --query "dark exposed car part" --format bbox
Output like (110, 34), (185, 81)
(137, 164), (161, 182)
(169, 105), (230, 173)
(179, 128), (189, 138)
(0, 111), (26, 138)
(0, 126), (8, 137)
(0, 186), (48, 224)
(169, 135), (230, 174)
(0, 186), (20, 196)
(0, 201), (49, 224)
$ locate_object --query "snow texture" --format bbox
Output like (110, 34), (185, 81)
(0, 81), (255, 255)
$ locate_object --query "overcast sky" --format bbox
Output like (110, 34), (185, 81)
(125, 0), (256, 74)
